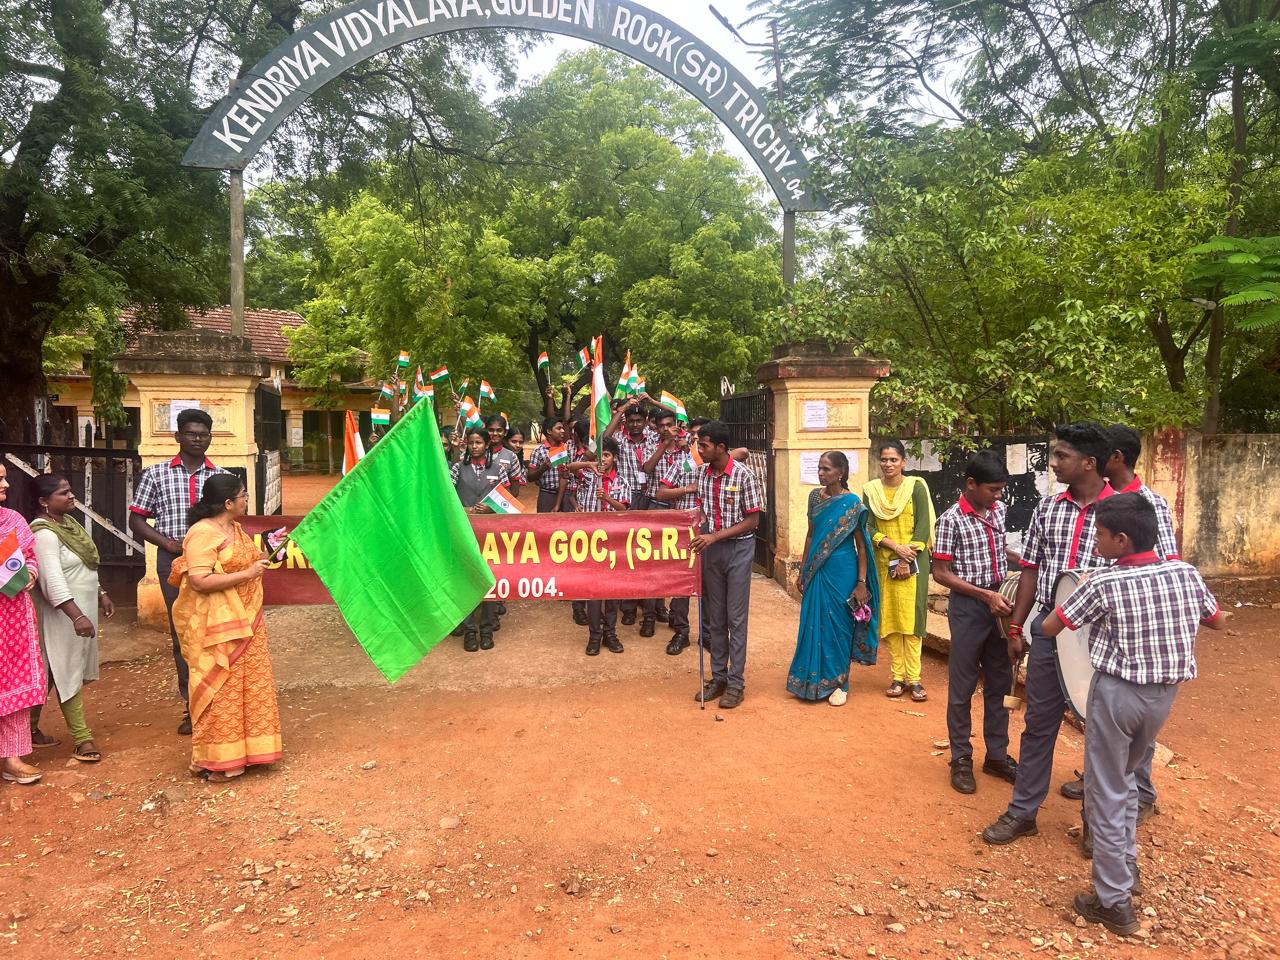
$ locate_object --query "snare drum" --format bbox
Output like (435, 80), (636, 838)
(996, 572), (1021, 641)
(1052, 569), (1097, 722)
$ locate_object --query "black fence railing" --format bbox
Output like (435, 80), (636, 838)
(719, 389), (774, 570)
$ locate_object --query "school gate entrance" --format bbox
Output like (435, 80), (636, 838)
(719, 389), (774, 571)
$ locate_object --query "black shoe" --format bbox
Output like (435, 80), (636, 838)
(1073, 891), (1140, 937)
(639, 619), (656, 638)
(1137, 801), (1158, 825)
(451, 624), (466, 638)
(666, 634), (690, 655)
(719, 687), (745, 709)
(621, 610), (637, 626)
(479, 634), (494, 650)
(586, 637), (602, 656)
(950, 758), (976, 795)
(1061, 770), (1084, 801)
(982, 755), (1019, 785)
(694, 679), (727, 703)
(490, 619), (501, 632)
(1081, 819), (1094, 859)
(981, 813), (1038, 845)
(177, 713), (193, 736)
(572, 608), (589, 626)
(496, 602), (507, 617)
(603, 635), (624, 654)
(464, 634), (479, 653)
(654, 606), (670, 623)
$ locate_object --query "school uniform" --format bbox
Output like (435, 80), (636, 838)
(576, 468), (633, 651)
(657, 449), (699, 641)
(695, 457), (765, 693)
(614, 430), (659, 624)
(130, 456), (228, 704)
(1003, 484), (1115, 823)
(450, 457), (507, 645)
(563, 437), (588, 622)
(1056, 553), (1218, 907)
(528, 442), (570, 514)
(933, 498), (1013, 767)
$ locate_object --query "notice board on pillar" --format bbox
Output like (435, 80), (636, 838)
(795, 397), (864, 434)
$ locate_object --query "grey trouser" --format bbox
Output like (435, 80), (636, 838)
(1006, 612), (1061, 821)
(701, 535), (754, 690)
(155, 549), (189, 704)
(463, 601), (497, 638)
(587, 600), (618, 641)
(1085, 672), (1177, 906)
(946, 591), (1012, 764)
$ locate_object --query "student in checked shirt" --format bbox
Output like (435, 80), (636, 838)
(450, 427), (507, 652)
(931, 451), (1019, 795)
(982, 421), (1115, 846)
(1040, 494), (1223, 937)
(691, 420), (764, 710)
(574, 437), (631, 656)
(128, 408), (227, 736)
(527, 417), (570, 514)
(604, 399), (661, 632)
(1060, 423), (1182, 817)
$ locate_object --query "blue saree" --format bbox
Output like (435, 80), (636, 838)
(786, 490), (881, 701)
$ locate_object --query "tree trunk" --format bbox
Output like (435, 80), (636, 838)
(1204, 63), (1249, 433)
(0, 298), (51, 442)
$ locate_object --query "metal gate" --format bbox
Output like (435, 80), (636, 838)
(718, 389), (774, 571)
(254, 383), (283, 516)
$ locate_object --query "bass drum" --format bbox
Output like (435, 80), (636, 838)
(1052, 569), (1097, 723)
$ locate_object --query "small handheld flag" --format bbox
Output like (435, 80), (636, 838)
(397, 350), (411, 369)
(343, 410), (366, 475)
(412, 367), (429, 404)
(460, 397), (484, 429)
(614, 351), (632, 401)
(371, 407), (391, 427)
(378, 382), (395, 403)
(479, 380), (496, 403)
(577, 346), (591, 369)
(537, 351), (550, 376)
(548, 445), (569, 467)
(429, 366), (450, 384)
(480, 485), (525, 515)
(0, 530), (31, 599)
(590, 335), (610, 452)
(659, 391), (689, 424)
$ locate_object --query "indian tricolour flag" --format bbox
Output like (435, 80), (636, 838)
(371, 407), (391, 427)
(537, 351), (550, 375)
(430, 365), (450, 384)
(548, 444), (569, 467)
(412, 367), (429, 404)
(590, 335), (610, 452)
(480, 485), (524, 515)
(378, 382), (395, 403)
(397, 350), (412, 369)
(577, 346), (591, 369)
(659, 390), (688, 422)
(614, 351), (632, 400)
(0, 530), (32, 599)
(479, 380), (496, 403)
(460, 397), (483, 429)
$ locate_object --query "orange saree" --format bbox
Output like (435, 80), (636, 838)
(169, 520), (282, 773)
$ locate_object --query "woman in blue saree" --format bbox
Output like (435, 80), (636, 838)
(787, 452), (880, 705)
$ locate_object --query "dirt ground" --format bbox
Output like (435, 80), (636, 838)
(2, 473), (1277, 959)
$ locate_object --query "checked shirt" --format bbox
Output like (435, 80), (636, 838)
(129, 456), (228, 541)
(1020, 484), (1116, 607)
(576, 469), (632, 513)
(1118, 475), (1180, 560)
(694, 456), (764, 536)
(1057, 551), (1219, 684)
(933, 498), (1008, 588)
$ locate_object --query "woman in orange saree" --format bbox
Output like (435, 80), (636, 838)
(169, 474), (281, 781)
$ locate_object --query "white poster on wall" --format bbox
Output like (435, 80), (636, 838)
(290, 427), (304, 448)
(802, 401), (828, 430)
(800, 449), (861, 485)
(169, 401), (201, 431)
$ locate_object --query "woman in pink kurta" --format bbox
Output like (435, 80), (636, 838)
(0, 463), (46, 785)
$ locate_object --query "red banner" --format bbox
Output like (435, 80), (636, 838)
(239, 510), (702, 605)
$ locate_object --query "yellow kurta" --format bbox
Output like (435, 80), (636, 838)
(871, 484), (922, 636)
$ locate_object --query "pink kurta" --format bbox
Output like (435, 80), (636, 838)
(0, 507), (45, 719)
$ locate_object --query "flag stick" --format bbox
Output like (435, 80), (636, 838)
(696, 589), (707, 711)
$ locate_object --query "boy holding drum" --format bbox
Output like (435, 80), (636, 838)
(1040, 494), (1223, 936)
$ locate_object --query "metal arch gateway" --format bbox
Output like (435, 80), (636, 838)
(181, 0), (826, 212)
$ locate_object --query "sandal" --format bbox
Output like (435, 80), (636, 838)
(31, 728), (60, 748)
(72, 741), (102, 763)
(909, 683), (928, 702)
(190, 765), (245, 782)
(886, 681), (907, 699)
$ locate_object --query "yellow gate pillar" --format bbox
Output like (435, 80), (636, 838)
(757, 342), (890, 595)
(115, 330), (269, 628)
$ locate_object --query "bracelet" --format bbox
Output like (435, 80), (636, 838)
(74, 614), (90, 623)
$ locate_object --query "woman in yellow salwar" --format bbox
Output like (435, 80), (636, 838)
(169, 474), (280, 781)
(865, 440), (936, 703)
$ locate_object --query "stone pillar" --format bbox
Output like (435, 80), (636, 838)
(115, 330), (269, 627)
(757, 341), (890, 595)
(286, 408), (305, 468)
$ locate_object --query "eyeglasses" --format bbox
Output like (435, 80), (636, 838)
(179, 432), (212, 441)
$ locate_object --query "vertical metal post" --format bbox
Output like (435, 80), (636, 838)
(782, 210), (796, 288)
(229, 168), (245, 339)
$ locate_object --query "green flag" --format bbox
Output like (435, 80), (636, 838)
(291, 399), (494, 682)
